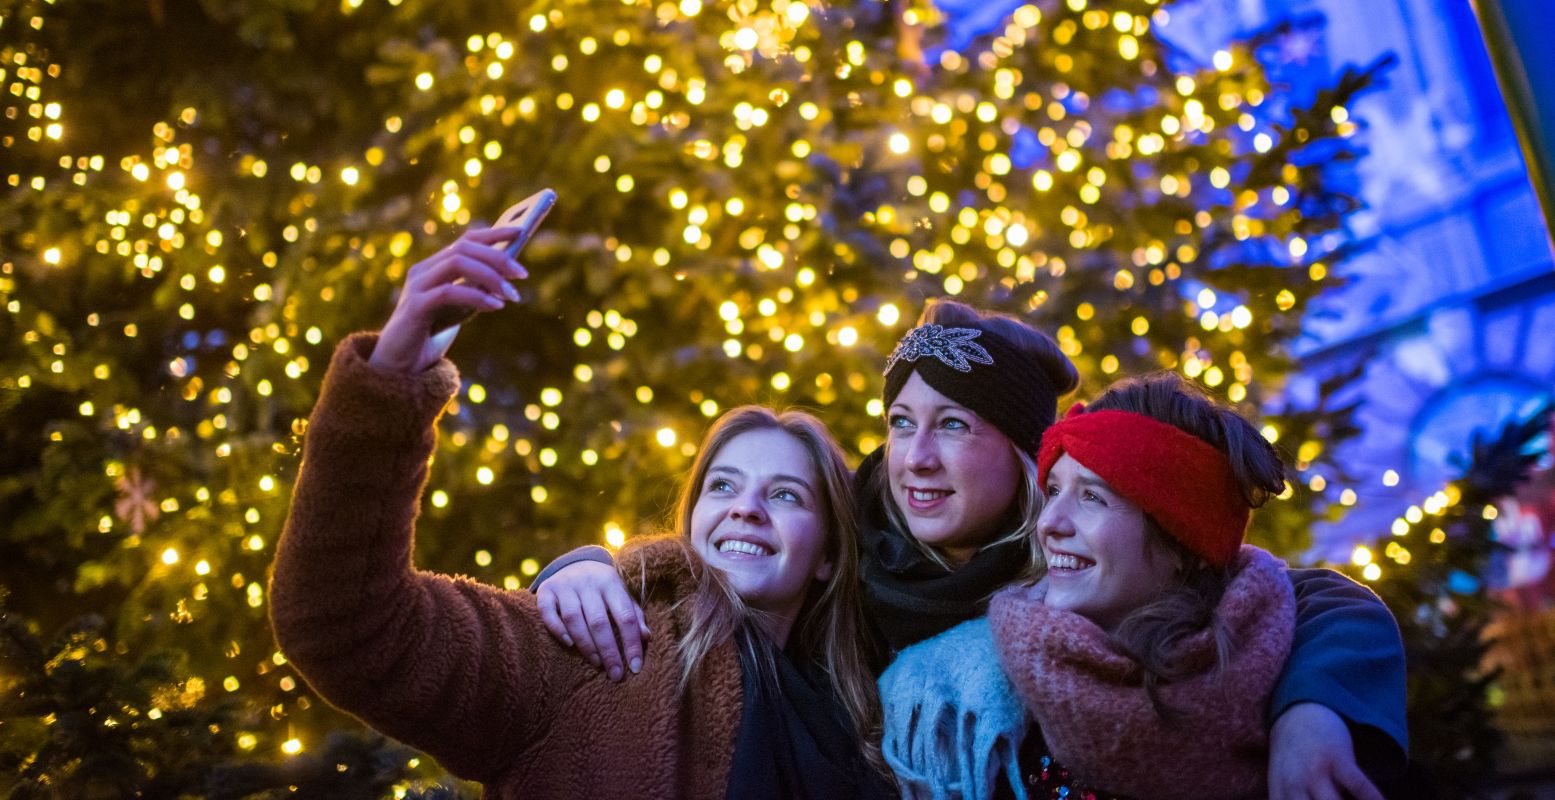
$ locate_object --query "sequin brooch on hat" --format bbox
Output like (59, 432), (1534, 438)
(883, 324), (994, 374)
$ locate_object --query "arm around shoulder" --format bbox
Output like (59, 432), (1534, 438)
(1275, 567), (1408, 778)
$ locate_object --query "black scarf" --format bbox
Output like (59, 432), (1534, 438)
(724, 629), (892, 800)
(853, 447), (1030, 659)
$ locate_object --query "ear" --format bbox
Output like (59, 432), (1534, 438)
(813, 559), (834, 582)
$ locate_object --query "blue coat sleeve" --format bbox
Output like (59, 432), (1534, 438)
(528, 545), (616, 593)
(1274, 567), (1408, 777)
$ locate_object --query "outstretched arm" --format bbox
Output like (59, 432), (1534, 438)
(270, 226), (575, 780)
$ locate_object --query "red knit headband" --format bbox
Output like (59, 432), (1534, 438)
(1036, 407), (1251, 567)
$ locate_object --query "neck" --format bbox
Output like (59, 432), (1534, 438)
(752, 610), (794, 649)
(941, 544), (979, 568)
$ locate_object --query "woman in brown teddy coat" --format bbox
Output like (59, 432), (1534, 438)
(269, 225), (890, 799)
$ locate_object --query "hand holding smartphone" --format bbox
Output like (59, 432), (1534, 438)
(428, 188), (556, 333)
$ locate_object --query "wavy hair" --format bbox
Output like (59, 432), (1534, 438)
(662, 405), (883, 768)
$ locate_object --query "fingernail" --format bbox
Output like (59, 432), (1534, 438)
(512, 263), (529, 278)
(609, 667), (622, 681)
(630, 658), (642, 674)
(562, 635), (573, 647)
(482, 295), (504, 308)
(502, 283), (520, 301)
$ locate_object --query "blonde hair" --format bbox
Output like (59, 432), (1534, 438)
(662, 406), (882, 768)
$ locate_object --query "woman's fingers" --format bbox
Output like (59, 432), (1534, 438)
(1334, 760), (1384, 800)
(555, 590), (604, 669)
(411, 253), (519, 303)
(535, 587), (574, 648)
(602, 587), (648, 674)
(369, 225), (528, 375)
(462, 223), (528, 247)
(579, 590), (628, 681)
(445, 227), (530, 282)
(425, 283), (505, 314)
(443, 236), (528, 282)
(406, 226), (527, 296)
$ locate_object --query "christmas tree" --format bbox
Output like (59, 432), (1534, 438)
(2, 0), (1383, 793)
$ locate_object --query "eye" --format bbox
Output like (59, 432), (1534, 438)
(940, 416), (969, 431)
(708, 478), (734, 493)
(1083, 489), (1106, 505)
(772, 487), (803, 504)
(888, 414), (914, 432)
(1044, 483), (1060, 497)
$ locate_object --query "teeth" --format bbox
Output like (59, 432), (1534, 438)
(910, 489), (949, 501)
(718, 539), (773, 557)
(1048, 553), (1093, 571)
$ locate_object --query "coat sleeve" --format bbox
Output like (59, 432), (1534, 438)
(268, 334), (587, 782)
(1273, 567), (1408, 778)
(528, 545), (616, 593)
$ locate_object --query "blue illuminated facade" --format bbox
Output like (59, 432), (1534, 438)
(1243, 0), (1550, 554)
(1145, 0), (1554, 555)
(936, 0), (1555, 556)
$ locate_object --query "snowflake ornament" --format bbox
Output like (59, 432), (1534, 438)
(114, 466), (160, 535)
(884, 324), (994, 374)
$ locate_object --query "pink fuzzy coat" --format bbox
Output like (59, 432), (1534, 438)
(989, 545), (1295, 800)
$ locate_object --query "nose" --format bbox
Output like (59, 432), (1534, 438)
(903, 428), (941, 473)
(1037, 493), (1074, 542)
(729, 488), (768, 524)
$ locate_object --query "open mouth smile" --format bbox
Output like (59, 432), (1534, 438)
(906, 488), (953, 508)
(1047, 552), (1096, 572)
(716, 537), (775, 558)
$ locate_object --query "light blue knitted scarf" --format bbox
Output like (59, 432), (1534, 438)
(878, 617), (1029, 800)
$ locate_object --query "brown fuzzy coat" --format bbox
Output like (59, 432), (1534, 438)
(269, 334), (743, 799)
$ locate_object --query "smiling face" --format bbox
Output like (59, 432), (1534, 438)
(1038, 454), (1180, 631)
(886, 372), (1023, 564)
(689, 428), (834, 642)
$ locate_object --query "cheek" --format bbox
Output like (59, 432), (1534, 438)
(689, 501), (718, 542)
(970, 450), (1021, 505)
(1114, 533), (1174, 591)
(798, 518), (829, 562)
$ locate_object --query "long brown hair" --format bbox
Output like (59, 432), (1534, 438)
(1080, 372), (1286, 718)
(663, 405), (882, 766)
(876, 299), (1078, 570)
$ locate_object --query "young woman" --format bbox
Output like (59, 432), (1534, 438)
(881, 372), (1385, 800)
(268, 226), (889, 798)
(538, 301), (1408, 798)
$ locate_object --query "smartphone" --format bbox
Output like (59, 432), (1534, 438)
(429, 188), (557, 333)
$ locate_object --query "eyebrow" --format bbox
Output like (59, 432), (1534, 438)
(889, 401), (975, 416)
(1058, 472), (1117, 493)
(708, 465), (816, 493)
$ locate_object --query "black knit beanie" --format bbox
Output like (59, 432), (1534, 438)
(881, 323), (1059, 454)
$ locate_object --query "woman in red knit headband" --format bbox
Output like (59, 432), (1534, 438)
(992, 372), (1297, 799)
